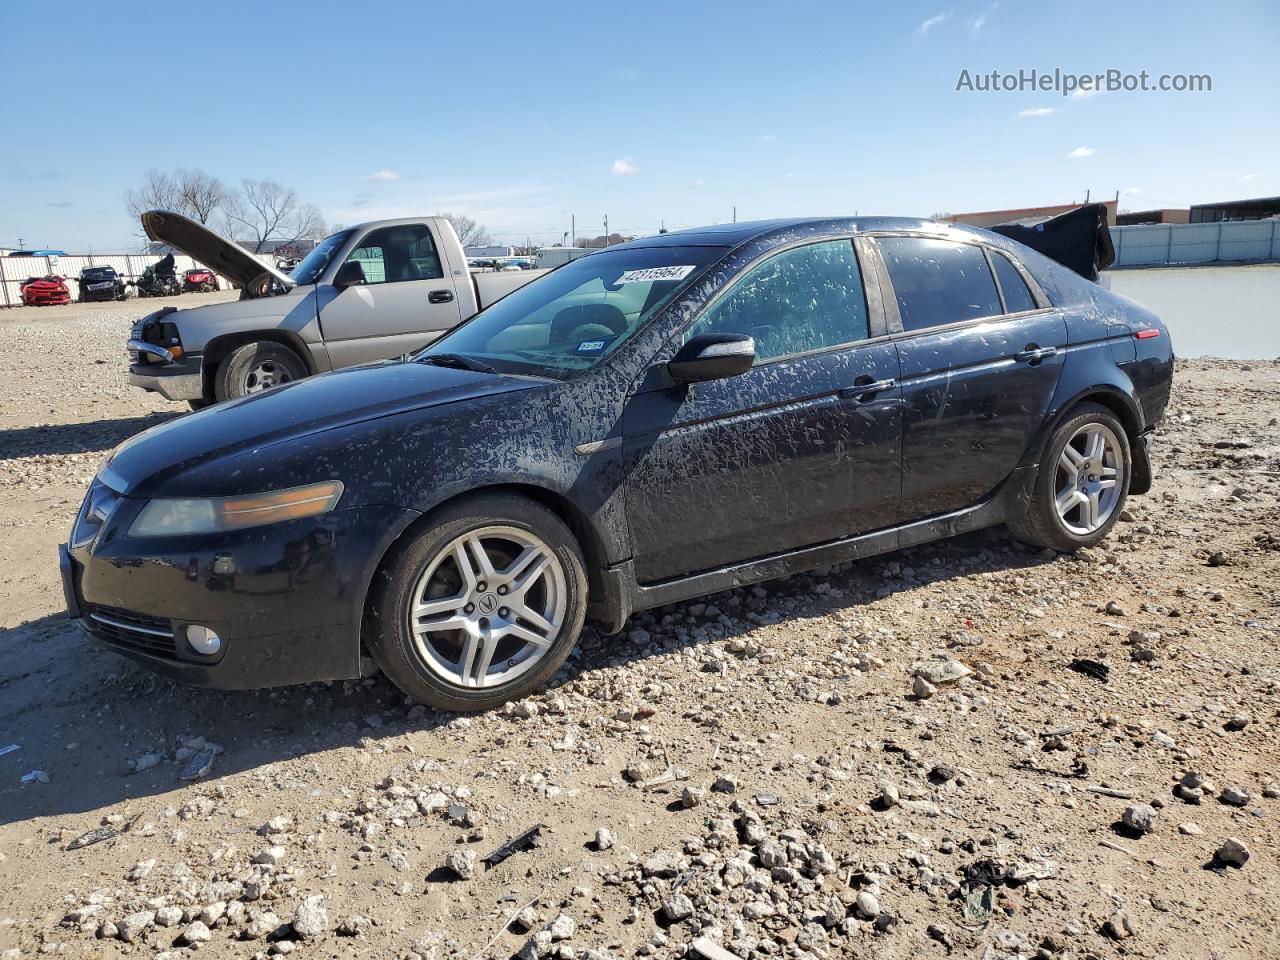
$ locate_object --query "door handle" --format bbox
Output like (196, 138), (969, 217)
(840, 377), (896, 401)
(428, 289), (455, 304)
(1015, 344), (1057, 364)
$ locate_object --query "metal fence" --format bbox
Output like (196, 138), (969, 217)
(1112, 219), (1280, 268)
(0, 253), (211, 307)
(0, 251), (276, 307)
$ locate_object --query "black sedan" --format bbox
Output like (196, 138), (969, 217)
(62, 216), (1173, 711)
(77, 265), (127, 302)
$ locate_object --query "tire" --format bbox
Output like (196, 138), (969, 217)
(367, 493), (589, 711)
(213, 341), (307, 401)
(187, 397), (214, 411)
(1008, 402), (1131, 552)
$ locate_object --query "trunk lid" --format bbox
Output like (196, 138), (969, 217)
(141, 209), (296, 294)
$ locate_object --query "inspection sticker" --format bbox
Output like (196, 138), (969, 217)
(576, 339), (608, 353)
(615, 265), (696, 284)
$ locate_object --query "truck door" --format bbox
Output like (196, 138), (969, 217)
(318, 223), (464, 368)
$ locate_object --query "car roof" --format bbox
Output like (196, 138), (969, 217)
(608, 216), (963, 251)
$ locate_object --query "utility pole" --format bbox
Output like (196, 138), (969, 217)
(732, 206), (736, 223)
(16, 237), (24, 251)
(1085, 189), (1091, 203)
(603, 215), (609, 247)
(571, 215), (575, 248)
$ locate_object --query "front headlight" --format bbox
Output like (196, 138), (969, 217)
(129, 481), (344, 537)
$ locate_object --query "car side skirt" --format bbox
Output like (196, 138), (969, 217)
(594, 465), (1036, 633)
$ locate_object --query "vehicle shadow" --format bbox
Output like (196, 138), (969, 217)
(0, 413), (182, 461)
(0, 527), (1054, 829)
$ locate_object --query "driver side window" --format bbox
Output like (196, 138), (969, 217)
(343, 224), (444, 285)
(683, 240), (869, 363)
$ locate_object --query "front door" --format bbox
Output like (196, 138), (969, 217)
(318, 223), (463, 368)
(623, 239), (903, 584)
(874, 235), (1068, 521)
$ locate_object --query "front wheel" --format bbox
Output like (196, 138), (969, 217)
(1008, 402), (1130, 552)
(367, 493), (589, 711)
(214, 341), (307, 401)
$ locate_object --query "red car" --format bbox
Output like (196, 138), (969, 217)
(182, 267), (220, 293)
(20, 275), (71, 306)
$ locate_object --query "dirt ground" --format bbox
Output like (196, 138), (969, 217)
(0, 297), (1277, 960)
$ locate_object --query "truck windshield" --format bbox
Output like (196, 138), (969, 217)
(416, 245), (723, 378)
(290, 229), (355, 284)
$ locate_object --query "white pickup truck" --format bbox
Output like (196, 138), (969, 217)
(127, 211), (546, 407)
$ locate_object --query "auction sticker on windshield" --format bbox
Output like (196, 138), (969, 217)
(615, 265), (696, 284)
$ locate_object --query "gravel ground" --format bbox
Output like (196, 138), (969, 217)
(0, 298), (1278, 960)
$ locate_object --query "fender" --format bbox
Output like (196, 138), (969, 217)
(1017, 362), (1150, 493)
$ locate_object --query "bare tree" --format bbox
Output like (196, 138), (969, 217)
(123, 167), (228, 244)
(175, 168), (227, 224)
(437, 212), (492, 248)
(223, 179), (325, 253)
(123, 170), (182, 222)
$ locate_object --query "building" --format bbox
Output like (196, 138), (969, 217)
(1117, 208), (1190, 226)
(465, 245), (515, 259)
(1188, 197), (1280, 223)
(941, 200), (1118, 228)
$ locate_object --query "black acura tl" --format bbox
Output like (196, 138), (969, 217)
(62, 214), (1172, 710)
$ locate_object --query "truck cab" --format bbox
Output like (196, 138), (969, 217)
(128, 211), (543, 407)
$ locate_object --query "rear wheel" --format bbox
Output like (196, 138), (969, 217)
(213, 341), (307, 401)
(1008, 402), (1130, 551)
(367, 493), (588, 711)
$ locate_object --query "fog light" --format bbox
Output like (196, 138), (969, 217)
(185, 624), (222, 656)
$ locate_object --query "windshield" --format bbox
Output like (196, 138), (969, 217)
(290, 229), (355, 284)
(417, 244), (723, 378)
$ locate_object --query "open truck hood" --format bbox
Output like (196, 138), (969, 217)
(989, 203), (1115, 282)
(141, 209), (296, 294)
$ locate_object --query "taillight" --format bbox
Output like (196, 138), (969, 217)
(1135, 329), (1160, 340)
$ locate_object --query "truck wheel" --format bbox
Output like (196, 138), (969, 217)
(1007, 402), (1131, 552)
(367, 493), (589, 712)
(214, 342), (307, 401)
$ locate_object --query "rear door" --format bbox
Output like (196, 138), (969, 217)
(623, 238), (902, 584)
(318, 223), (463, 367)
(872, 235), (1068, 521)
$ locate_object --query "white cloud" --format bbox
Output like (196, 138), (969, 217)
(1018, 107), (1058, 117)
(917, 12), (950, 33)
(361, 170), (400, 182)
(1071, 87), (1103, 99)
(610, 157), (639, 176)
(968, 2), (997, 34)
(1067, 146), (1096, 159)
(1238, 172), (1259, 182)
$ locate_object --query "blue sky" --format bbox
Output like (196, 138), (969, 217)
(2, 0), (1276, 250)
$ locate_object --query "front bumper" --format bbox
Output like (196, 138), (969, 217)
(128, 353), (205, 401)
(61, 503), (418, 689)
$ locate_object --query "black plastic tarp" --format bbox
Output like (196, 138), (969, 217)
(990, 203), (1115, 282)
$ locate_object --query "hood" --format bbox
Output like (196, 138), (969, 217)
(990, 203), (1115, 282)
(141, 209), (296, 293)
(104, 361), (541, 498)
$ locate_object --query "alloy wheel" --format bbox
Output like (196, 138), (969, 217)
(408, 526), (567, 690)
(1055, 422), (1123, 535)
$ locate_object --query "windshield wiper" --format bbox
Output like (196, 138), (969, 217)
(417, 353), (497, 374)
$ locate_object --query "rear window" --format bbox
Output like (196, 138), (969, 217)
(419, 245), (723, 378)
(991, 252), (1038, 313)
(877, 236), (1003, 332)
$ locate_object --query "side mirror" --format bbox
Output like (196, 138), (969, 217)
(333, 260), (366, 289)
(666, 332), (755, 383)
